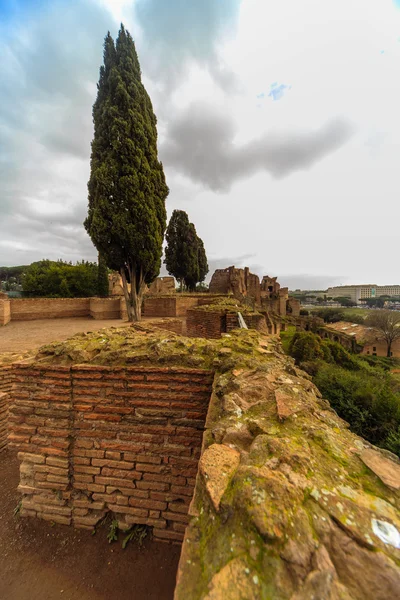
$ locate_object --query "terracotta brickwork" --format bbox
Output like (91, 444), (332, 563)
(143, 297), (177, 318)
(187, 309), (268, 339)
(10, 298), (91, 321)
(89, 298), (121, 320)
(0, 299), (11, 325)
(0, 297), (129, 325)
(0, 365), (13, 452)
(148, 319), (184, 335)
(187, 309), (225, 339)
(8, 364), (213, 542)
(142, 295), (225, 319)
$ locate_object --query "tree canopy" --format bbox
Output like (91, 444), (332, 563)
(22, 260), (99, 297)
(84, 25), (168, 320)
(164, 209), (208, 291)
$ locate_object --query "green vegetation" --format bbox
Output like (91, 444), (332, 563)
(85, 25), (168, 321)
(282, 329), (400, 457)
(164, 209), (209, 292)
(311, 307), (365, 324)
(22, 260), (99, 297)
(0, 265), (27, 284)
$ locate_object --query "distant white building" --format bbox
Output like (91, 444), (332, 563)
(326, 284), (400, 304)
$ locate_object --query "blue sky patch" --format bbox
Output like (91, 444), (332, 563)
(268, 82), (291, 101)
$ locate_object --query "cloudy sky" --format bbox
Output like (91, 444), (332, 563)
(1, 0), (399, 290)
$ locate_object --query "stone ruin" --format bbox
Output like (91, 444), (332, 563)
(109, 274), (176, 297)
(208, 266), (300, 317)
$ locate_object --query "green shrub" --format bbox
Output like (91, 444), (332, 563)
(384, 427), (400, 456)
(321, 339), (358, 370)
(314, 364), (400, 449)
(288, 331), (324, 364)
(281, 328), (400, 457)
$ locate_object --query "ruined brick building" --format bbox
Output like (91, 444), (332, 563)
(208, 266), (300, 317)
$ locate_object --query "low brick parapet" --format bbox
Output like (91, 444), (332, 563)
(8, 363), (214, 541)
(0, 365), (13, 451)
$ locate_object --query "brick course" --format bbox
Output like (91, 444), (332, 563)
(143, 295), (226, 319)
(9, 364), (213, 542)
(0, 365), (13, 452)
(187, 309), (268, 339)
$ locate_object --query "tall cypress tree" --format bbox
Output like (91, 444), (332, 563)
(97, 252), (109, 297)
(84, 26), (168, 320)
(164, 210), (208, 292)
(197, 238), (209, 285)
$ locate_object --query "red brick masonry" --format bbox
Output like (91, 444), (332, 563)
(8, 364), (214, 542)
(0, 365), (12, 452)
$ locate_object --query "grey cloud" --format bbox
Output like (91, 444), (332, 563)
(134, 0), (241, 91)
(161, 103), (355, 191)
(278, 274), (348, 291)
(0, 0), (111, 266)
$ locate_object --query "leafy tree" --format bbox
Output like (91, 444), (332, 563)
(313, 308), (345, 323)
(22, 260), (98, 297)
(60, 278), (72, 298)
(97, 253), (109, 297)
(164, 210), (208, 292)
(364, 297), (386, 308)
(335, 296), (356, 307)
(0, 265), (28, 284)
(85, 26), (168, 321)
(366, 310), (400, 357)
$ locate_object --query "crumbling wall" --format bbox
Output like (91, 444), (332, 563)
(0, 365), (13, 452)
(9, 364), (213, 542)
(187, 309), (268, 339)
(287, 297), (301, 316)
(187, 309), (225, 339)
(148, 277), (176, 294)
(209, 266), (261, 303)
(175, 335), (400, 600)
(147, 319), (184, 335)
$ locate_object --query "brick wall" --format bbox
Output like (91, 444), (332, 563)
(0, 299), (11, 326)
(149, 319), (183, 335)
(143, 297), (177, 318)
(188, 309), (268, 339)
(143, 295), (225, 319)
(89, 298), (121, 320)
(187, 309), (224, 339)
(287, 298), (301, 317)
(10, 298), (91, 321)
(0, 365), (13, 452)
(8, 364), (213, 542)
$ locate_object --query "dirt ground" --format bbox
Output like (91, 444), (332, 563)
(0, 318), (132, 353)
(0, 451), (181, 600)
